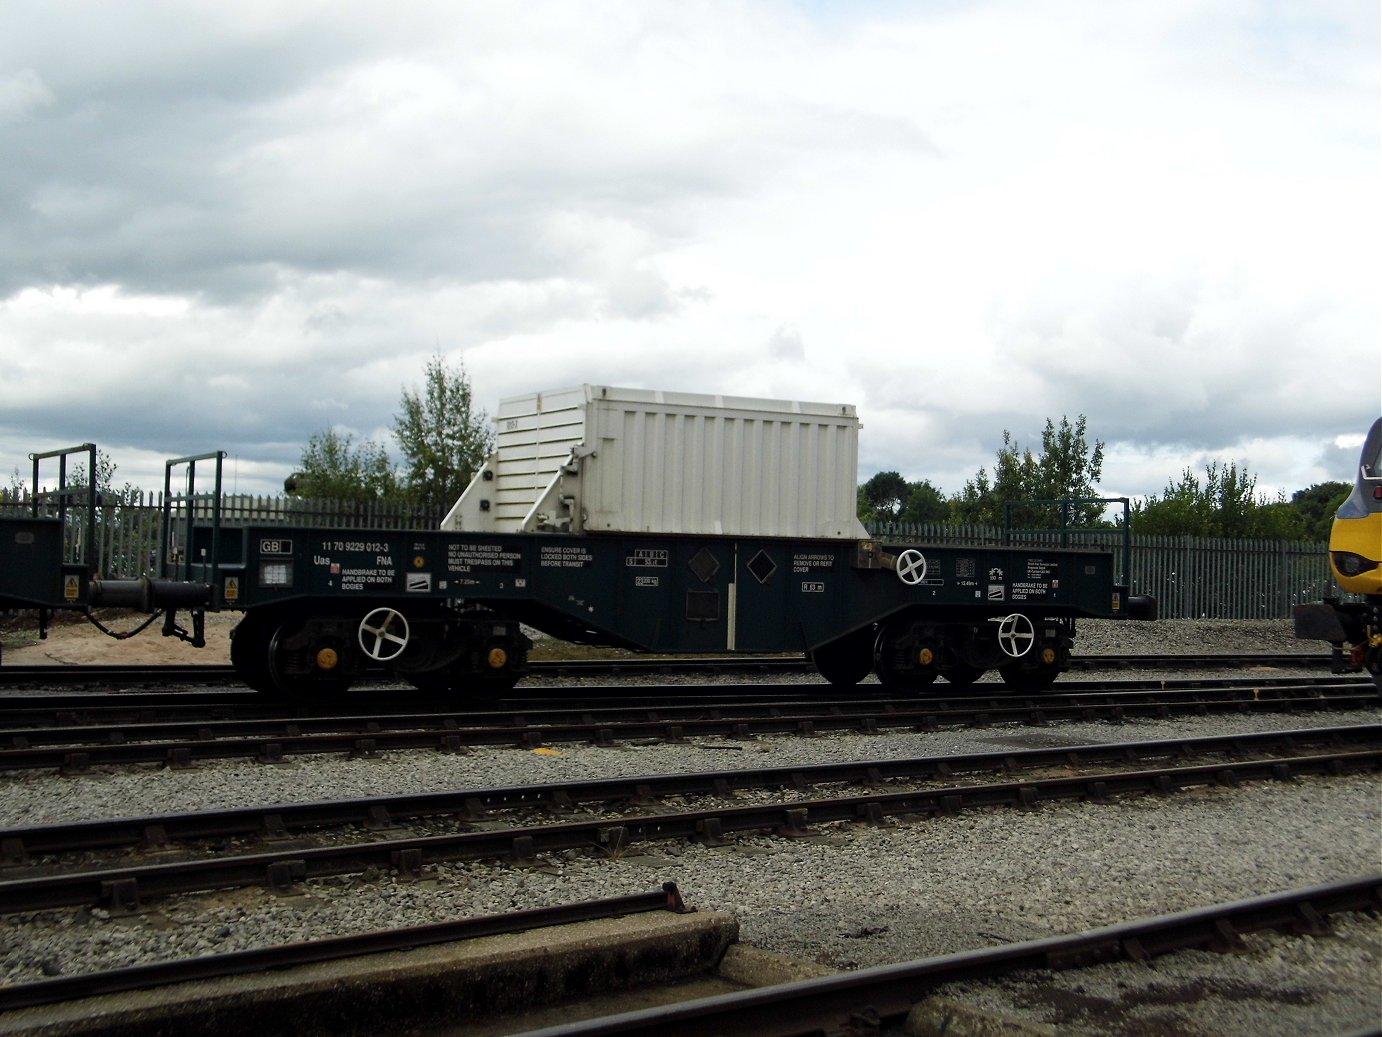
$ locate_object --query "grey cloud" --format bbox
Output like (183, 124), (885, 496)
(0, 68), (54, 121)
(768, 324), (806, 361)
(0, 4), (940, 305)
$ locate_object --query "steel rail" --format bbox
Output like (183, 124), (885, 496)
(1, 725), (1376, 863)
(0, 883), (691, 1012)
(0, 652), (1340, 687)
(506, 875), (1382, 1037)
(0, 686), (1376, 774)
(2, 677), (1373, 745)
(0, 673), (1371, 730)
(1, 748), (1377, 912)
(0, 664), (242, 686)
(0, 658), (808, 687)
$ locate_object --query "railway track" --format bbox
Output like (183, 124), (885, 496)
(2, 664), (1377, 1035)
(0, 672), (1367, 732)
(0, 884), (694, 1013)
(0, 651), (1345, 689)
(2, 726), (1377, 911)
(0, 726), (1377, 1035)
(5, 724), (1376, 879)
(0, 678), (1375, 774)
(2, 875), (1373, 1034)
(501, 876), (1382, 1037)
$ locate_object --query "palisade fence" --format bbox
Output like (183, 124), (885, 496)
(0, 490), (444, 585)
(866, 521), (1338, 620)
(0, 492), (1337, 620)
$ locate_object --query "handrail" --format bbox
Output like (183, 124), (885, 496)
(161, 451), (226, 583)
(27, 444), (98, 575)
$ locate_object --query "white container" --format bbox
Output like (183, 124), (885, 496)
(443, 385), (868, 539)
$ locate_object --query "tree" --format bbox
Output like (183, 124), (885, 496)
(1130, 460), (1301, 538)
(287, 429), (397, 503)
(64, 450), (121, 499)
(1290, 481), (1351, 542)
(953, 416), (1106, 527)
(3, 466), (27, 503)
(392, 354), (495, 513)
(857, 471), (911, 522)
(900, 479), (950, 523)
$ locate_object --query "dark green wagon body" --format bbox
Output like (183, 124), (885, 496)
(196, 525), (1132, 655)
(0, 517), (83, 612)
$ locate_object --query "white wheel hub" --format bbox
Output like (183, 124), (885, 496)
(895, 549), (928, 585)
(359, 608), (410, 661)
(997, 613), (1036, 658)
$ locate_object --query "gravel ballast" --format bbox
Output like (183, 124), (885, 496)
(1, 618), (1379, 1037)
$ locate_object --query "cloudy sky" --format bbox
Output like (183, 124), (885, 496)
(1, 1), (1378, 506)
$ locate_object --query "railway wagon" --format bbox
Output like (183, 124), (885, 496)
(0, 386), (1155, 697)
(1294, 415), (1382, 689)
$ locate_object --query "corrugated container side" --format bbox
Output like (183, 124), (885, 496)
(445, 385), (866, 539)
(580, 394), (862, 537)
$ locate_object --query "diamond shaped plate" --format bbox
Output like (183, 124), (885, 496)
(746, 549), (777, 585)
(688, 547), (721, 584)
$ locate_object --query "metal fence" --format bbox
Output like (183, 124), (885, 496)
(0, 493), (1336, 620)
(867, 521), (1336, 619)
(0, 490), (443, 582)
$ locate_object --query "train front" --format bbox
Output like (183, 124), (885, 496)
(1295, 416), (1382, 686)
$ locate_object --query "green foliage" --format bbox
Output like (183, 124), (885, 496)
(953, 416), (1106, 528)
(66, 450), (140, 506)
(285, 353), (493, 512)
(288, 429), (398, 504)
(392, 354), (495, 514)
(3, 466), (26, 501)
(858, 472), (951, 524)
(857, 415), (1337, 541)
(857, 471), (911, 522)
(900, 479), (950, 523)
(1290, 481), (1351, 542)
(1129, 460), (1302, 538)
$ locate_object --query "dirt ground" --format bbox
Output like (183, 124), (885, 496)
(0, 610), (1311, 669)
(0, 609), (236, 666)
(0, 610), (625, 667)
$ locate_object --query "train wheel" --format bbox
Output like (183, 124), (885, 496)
(1363, 634), (1382, 692)
(470, 641), (526, 698)
(873, 623), (939, 694)
(404, 633), (528, 702)
(232, 611), (357, 699)
(230, 612), (278, 694)
(999, 634), (1068, 692)
(266, 620), (355, 698)
(809, 627), (875, 686)
(999, 659), (1060, 692)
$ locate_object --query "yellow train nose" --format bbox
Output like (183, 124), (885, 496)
(1329, 514), (1382, 596)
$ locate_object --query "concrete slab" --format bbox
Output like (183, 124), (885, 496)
(0, 910), (739, 1037)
